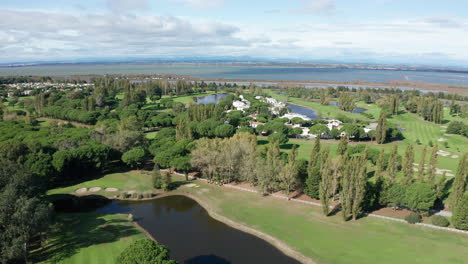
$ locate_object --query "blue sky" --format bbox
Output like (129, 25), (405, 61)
(1, 0), (467, 66)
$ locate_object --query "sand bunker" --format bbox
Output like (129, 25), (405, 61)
(437, 150), (451, 157)
(105, 187), (118, 192)
(437, 138), (446, 142)
(75, 188), (87, 194)
(185, 183), (198, 188)
(89, 187), (102, 192)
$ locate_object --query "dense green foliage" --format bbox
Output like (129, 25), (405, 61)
(431, 215), (450, 227)
(452, 193), (468, 230)
(404, 212), (422, 224)
(116, 239), (177, 264)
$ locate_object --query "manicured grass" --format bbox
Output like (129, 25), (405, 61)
(33, 213), (145, 264)
(264, 90), (466, 173)
(48, 171), (468, 264)
(145, 131), (158, 139)
(47, 172), (154, 195)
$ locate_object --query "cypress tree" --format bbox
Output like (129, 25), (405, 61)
(337, 135), (349, 156)
(451, 153), (467, 209)
(340, 157), (353, 221)
(375, 112), (387, 144)
(309, 136), (321, 169)
(402, 145), (415, 185)
(418, 146), (427, 182)
(427, 145), (439, 184)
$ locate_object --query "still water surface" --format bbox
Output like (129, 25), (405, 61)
(95, 196), (300, 264)
(195, 93), (228, 104)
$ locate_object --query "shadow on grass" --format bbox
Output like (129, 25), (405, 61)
(280, 143), (300, 150)
(31, 213), (140, 263)
(168, 180), (190, 191)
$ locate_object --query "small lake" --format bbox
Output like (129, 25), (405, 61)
(196, 93), (228, 104)
(95, 195), (299, 264)
(287, 103), (321, 120)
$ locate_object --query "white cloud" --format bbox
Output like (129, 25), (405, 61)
(291, 0), (336, 15)
(0, 8), (249, 61)
(175, 0), (225, 9)
(106, 0), (149, 12)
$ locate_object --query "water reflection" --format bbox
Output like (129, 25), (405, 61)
(196, 93), (228, 104)
(95, 196), (299, 264)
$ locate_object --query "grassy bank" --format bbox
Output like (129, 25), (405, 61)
(48, 172), (468, 264)
(33, 213), (145, 264)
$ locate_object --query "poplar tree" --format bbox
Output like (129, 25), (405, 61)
(375, 149), (385, 180)
(352, 149), (368, 220)
(418, 146), (427, 182)
(387, 145), (399, 183)
(337, 135), (349, 156)
(375, 112), (387, 144)
(319, 156), (332, 215)
(279, 146), (299, 198)
(305, 137), (322, 198)
(451, 153), (467, 209)
(427, 145), (439, 184)
(340, 157), (353, 220)
(402, 145), (415, 185)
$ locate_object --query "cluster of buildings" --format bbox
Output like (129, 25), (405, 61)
(232, 95), (251, 111)
(2, 82), (93, 98)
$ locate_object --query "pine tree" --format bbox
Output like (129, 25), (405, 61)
(387, 145), (398, 183)
(417, 146), (427, 182)
(426, 145), (439, 184)
(402, 145), (415, 185)
(451, 153), (467, 209)
(337, 135), (348, 156)
(375, 112), (387, 144)
(375, 149), (385, 180)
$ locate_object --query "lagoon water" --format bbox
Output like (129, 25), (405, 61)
(95, 195), (299, 264)
(195, 93), (228, 104)
(1, 64), (468, 86)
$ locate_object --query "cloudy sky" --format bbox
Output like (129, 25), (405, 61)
(1, 0), (467, 66)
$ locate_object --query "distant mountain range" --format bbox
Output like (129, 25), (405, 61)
(1, 56), (468, 73)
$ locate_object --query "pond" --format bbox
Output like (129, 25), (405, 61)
(95, 195), (300, 264)
(287, 103), (321, 120)
(195, 93), (228, 104)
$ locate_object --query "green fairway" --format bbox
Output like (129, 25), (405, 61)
(48, 172), (154, 196)
(47, 172), (468, 264)
(33, 213), (145, 264)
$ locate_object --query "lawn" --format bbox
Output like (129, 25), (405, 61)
(47, 172), (154, 196)
(264, 90), (467, 173)
(47, 172), (468, 264)
(33, 213), (145, 264)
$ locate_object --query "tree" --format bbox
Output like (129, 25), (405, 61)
(452, 192), (468, 230)
(268, 132), (289, 145)
(305, 137), (322, 199)
(402, 145), (414, 185)
(374, 149), (385, 181)
(152, 164), (163, 189)
(375, 112), (387, 144)
(403, 183), (437, 212)
(214, 124), (235, 138)
(116, 239), (177, 264)
(427, 145), (439, 184)
(163, 172), (172, 191)
(451, 153), (467, 209)
(337, 135), (348, 156)
(278, 146), (299, 197)
(338, 92), (355, 112)
(319, 156), (332, 215)
(418, 146), (427, 182)
(387, 145), (399, 183)
(171, 156), (192, 181)
(122, 147), (146, 169)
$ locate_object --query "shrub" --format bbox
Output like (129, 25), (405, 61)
(452, 193), (468, 230)
(431, 215), (450, 227)
(116, 239), (176, 264)
(405, 213), (422, 224)
(403, 183), (437, 212)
